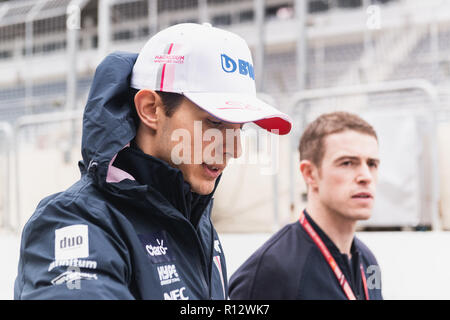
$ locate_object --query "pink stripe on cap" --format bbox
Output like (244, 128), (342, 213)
(163, 64), (176, 91)
(159, 43), (174, 91)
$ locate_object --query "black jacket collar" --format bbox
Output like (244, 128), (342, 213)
(303, 209), (365, 299)
(112, 142), (219, 227)
(303, 209), (359, 258)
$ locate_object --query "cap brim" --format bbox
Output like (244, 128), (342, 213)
(183, 92), (292, 135)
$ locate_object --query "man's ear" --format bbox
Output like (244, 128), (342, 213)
(299, 160), (319, 191)
(134, 89), (163, 131)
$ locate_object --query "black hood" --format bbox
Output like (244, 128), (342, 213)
(80, 51), (138, 183)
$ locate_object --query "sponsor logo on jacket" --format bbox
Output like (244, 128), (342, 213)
(214, 240), (222, 254)
(54, 224), (89, 260)
(48, 258), (97, 272)
(146, 239), (167, 257)
(157, 264), (180, 286)
(138, 231), (175, 263)
(164, 287), (189, 300)
(50, 267), (97, 287)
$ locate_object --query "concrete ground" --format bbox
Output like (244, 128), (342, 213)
(2, 229), (450, 300)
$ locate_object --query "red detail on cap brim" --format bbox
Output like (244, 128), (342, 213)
(254, 117), (292, 135)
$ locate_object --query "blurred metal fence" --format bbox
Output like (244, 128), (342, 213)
(12, 110), (83, 232)
(0, 121), (13, 230)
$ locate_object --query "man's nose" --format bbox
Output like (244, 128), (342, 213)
(356, 164), (373, 184)
(224, 128), (242, 159)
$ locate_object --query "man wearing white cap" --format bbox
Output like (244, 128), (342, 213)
(14, 23), (291, 300)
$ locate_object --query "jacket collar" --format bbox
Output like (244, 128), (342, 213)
(302, 209), (365, 299)
(111, 142), (219, 227)
(302, 209), (359, 259)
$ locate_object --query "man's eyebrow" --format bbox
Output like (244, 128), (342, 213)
(334, 155), (380, 163)
(334, 156), (359, 162)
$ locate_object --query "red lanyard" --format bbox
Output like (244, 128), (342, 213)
(299, 211), (369, 300)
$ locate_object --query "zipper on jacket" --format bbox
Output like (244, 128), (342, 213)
(171, 214), (212, 299)
(206, 219), (215, 299)
(193, 224), (213, 299)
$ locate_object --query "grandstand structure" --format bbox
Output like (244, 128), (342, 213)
(0, 0), (426, 120)
(1, 0), (450, 232)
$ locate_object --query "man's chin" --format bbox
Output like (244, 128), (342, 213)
(189, 180), (216, 195)
(351, 208), (373, 221)
(338, 206), (373, 222)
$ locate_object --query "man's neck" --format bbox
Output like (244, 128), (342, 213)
(306, 201), (357, 257)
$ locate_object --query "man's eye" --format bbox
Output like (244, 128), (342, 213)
(369, 162), (378, 168)
(207, 119), (223, 126)
(342, 161), (353, 166)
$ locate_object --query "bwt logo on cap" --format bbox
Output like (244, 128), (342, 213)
(220, 54), (255, 80)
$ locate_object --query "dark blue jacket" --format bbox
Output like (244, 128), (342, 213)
(14, 52), (228, 300)
(229, 211), (383, 300)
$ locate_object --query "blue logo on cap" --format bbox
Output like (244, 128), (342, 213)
(221, 54), (237, 73)
(221, 54), (255, 80)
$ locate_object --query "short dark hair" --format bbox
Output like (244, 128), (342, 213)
(129, 88), (184, 125)
(299, 111), (378, 167)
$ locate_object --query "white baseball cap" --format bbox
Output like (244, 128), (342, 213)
(131, 23), (292, 135)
